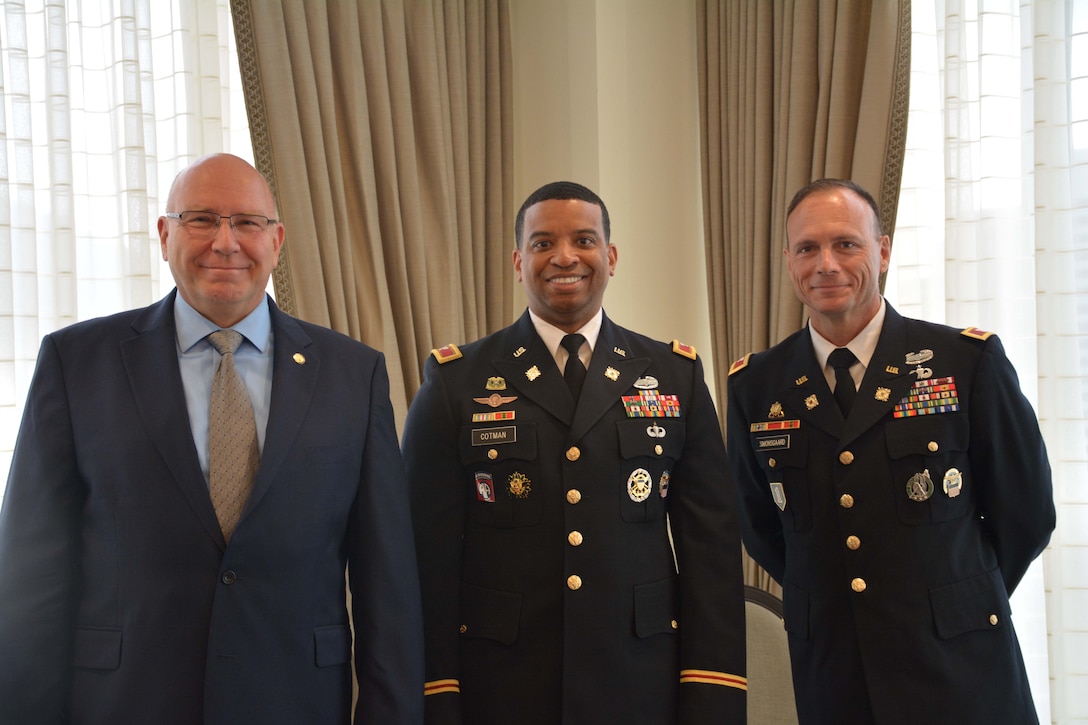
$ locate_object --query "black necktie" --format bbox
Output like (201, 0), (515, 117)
(561, 334), (587, 400)
(828, 347), (858, 416)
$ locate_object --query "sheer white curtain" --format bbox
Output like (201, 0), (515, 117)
(0, 0), (250, 496)
(889, 1), (1088, 722)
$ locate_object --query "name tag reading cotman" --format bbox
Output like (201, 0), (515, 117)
(472, 426), (517, 446)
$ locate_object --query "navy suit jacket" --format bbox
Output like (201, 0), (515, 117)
(0, 292), (424, 724)
(726, 304), (1054, 724)
(404, 312), (746, 724)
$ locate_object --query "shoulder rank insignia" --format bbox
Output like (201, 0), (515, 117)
(728, 353), (752, 376)
(671, 340), (697, 360)
(431, 343), (463, 364)
(961, 326), (994, 341)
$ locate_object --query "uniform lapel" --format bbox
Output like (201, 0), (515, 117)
(779, 329), (843, 438)
(840, 305), (916, 444)
(121, 292), (224, 546)
(492, 314), (575, 423)
(569, 317), (650, 443)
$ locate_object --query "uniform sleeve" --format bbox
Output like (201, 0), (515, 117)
(668, 355), (747, 723)
(402, 359), (465, 725)
(348, 353), (425, 723)
(726, 368), (787, 583)
(0, 336), (83, 723)
(967, 336), (1055, 594)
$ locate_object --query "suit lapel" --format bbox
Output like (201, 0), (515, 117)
(240, 302), (317, 521)
(121, 292), (224, 545)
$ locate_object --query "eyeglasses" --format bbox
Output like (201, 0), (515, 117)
(164, 211), (279, 239)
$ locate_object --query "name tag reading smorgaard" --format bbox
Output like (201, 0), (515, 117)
(472, 426), (517, 446)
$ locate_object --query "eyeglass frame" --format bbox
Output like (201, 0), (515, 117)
(163, 211), (280, 236)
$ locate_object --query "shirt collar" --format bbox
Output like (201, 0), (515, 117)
(809, 297), (886, 370)
(174, 292), (272, 353)
(527, 308), (603, 364)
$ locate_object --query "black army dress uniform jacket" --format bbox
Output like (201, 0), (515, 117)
(726, 303), (1055, 725)
(404, 311), (747, 724)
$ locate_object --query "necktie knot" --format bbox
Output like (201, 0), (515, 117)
(208, 329), (244, 356)
(560, 334), (587, 400)
(828, 347), (858, 416)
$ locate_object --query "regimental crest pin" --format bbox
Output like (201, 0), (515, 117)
(769, 402), (784, 419)
(804, 395), (819, 410)
(943, 467), (963, 497)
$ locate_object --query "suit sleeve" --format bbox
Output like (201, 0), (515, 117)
(348, 353), (425, 724)
(669, 355), (747, 723)
(0, 336), (82, 723)
(401, 359), (465, 725)
(967, 336), (1055, 594)
(726, 367), (787, 583)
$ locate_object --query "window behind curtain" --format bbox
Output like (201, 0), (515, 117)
(0, 0), (251, 496)
(889, 1), (1088, 721)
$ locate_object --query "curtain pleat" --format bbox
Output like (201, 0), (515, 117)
(696, 0), (911, 591)
(230, 0), (512, 422)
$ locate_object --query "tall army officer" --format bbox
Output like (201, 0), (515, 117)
(726, 178), (1055, 724)
(402, 181), (747, 724)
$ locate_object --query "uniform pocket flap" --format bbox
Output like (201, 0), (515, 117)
(617, 419), (685, 460)
(929, 568), (1010, 640)
(314, 624), (352, 667)
(459, 582), (521, 645)
(886, 414), (969, 459)
(633, 577), (679, 638)
(71, 626), (122, 670)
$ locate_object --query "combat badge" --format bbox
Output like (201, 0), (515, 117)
(659, 471), (671, 498)
(628, 468), (652, 502)
(770, 482), (786, 511)
(943, 468), (963, 498)
(507, 472), (531, 499)
(907, 469), (935, 501)
(634, 376), (659, 389)
(475, 472), (495, 502)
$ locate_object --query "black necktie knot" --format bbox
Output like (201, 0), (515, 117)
(561, 334), (587, 400)
(828, 347), (857, 416)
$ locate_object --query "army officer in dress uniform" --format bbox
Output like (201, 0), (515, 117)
(403, 181), (747, 724)
(726, 178), (1055, 724)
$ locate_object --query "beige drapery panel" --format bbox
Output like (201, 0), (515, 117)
(696, 0), (911, 591)
(230, 0), (513, 421)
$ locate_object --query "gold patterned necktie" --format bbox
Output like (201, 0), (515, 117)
(207, 330), (259, 542)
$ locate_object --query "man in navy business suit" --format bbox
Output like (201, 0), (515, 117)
(0, 154), (424, 723)
(727, 178), (1055, 724)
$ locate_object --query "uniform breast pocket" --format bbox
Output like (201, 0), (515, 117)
(616, 419), (685, 522)
(886, 414), (972, 525)
(750, 428), (811, 532)
(459, 422), (541, 528)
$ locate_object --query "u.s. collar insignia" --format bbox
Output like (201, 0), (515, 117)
(604, 366), (620, 381)
(634, 376), (658, 390)
(613, 346), (627, 357)
(768, 402), (784, 419)
(486, 376), (507, 391)
(875, 387), (891, 402)
(804, 395), (819, 410)
(795, 375), (809, 386)
(525, 365), (541, 381)
(885, 365), (899, 375)
(474, 393), (518, 408)
(513, 346), (527, 357)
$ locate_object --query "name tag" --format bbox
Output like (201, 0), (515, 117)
(757, 435), (790, 450)
(472, 426), (516, 446)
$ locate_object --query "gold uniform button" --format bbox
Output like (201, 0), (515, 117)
(459, 624), (467, 633)
(846, 535), (861, 550)
(928, 441), (939, 452)
(840, 493), (855, 508)
(989, 614), (999, 626)
(654, 444), (663, 456)
(768, 457), (777, 468)
(851, 577), (867, 593)
(488, 448), (498, 460)
(567, 575), (582, 590)
(839, 451), (855, 465)
(566, 446), (581, 461)
(566, 489), (582, 504)
(567, 531), (583, 546)
(670, 619), (679, 630)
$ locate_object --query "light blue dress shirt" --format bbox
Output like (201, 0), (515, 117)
(173, 293), (274, 486)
